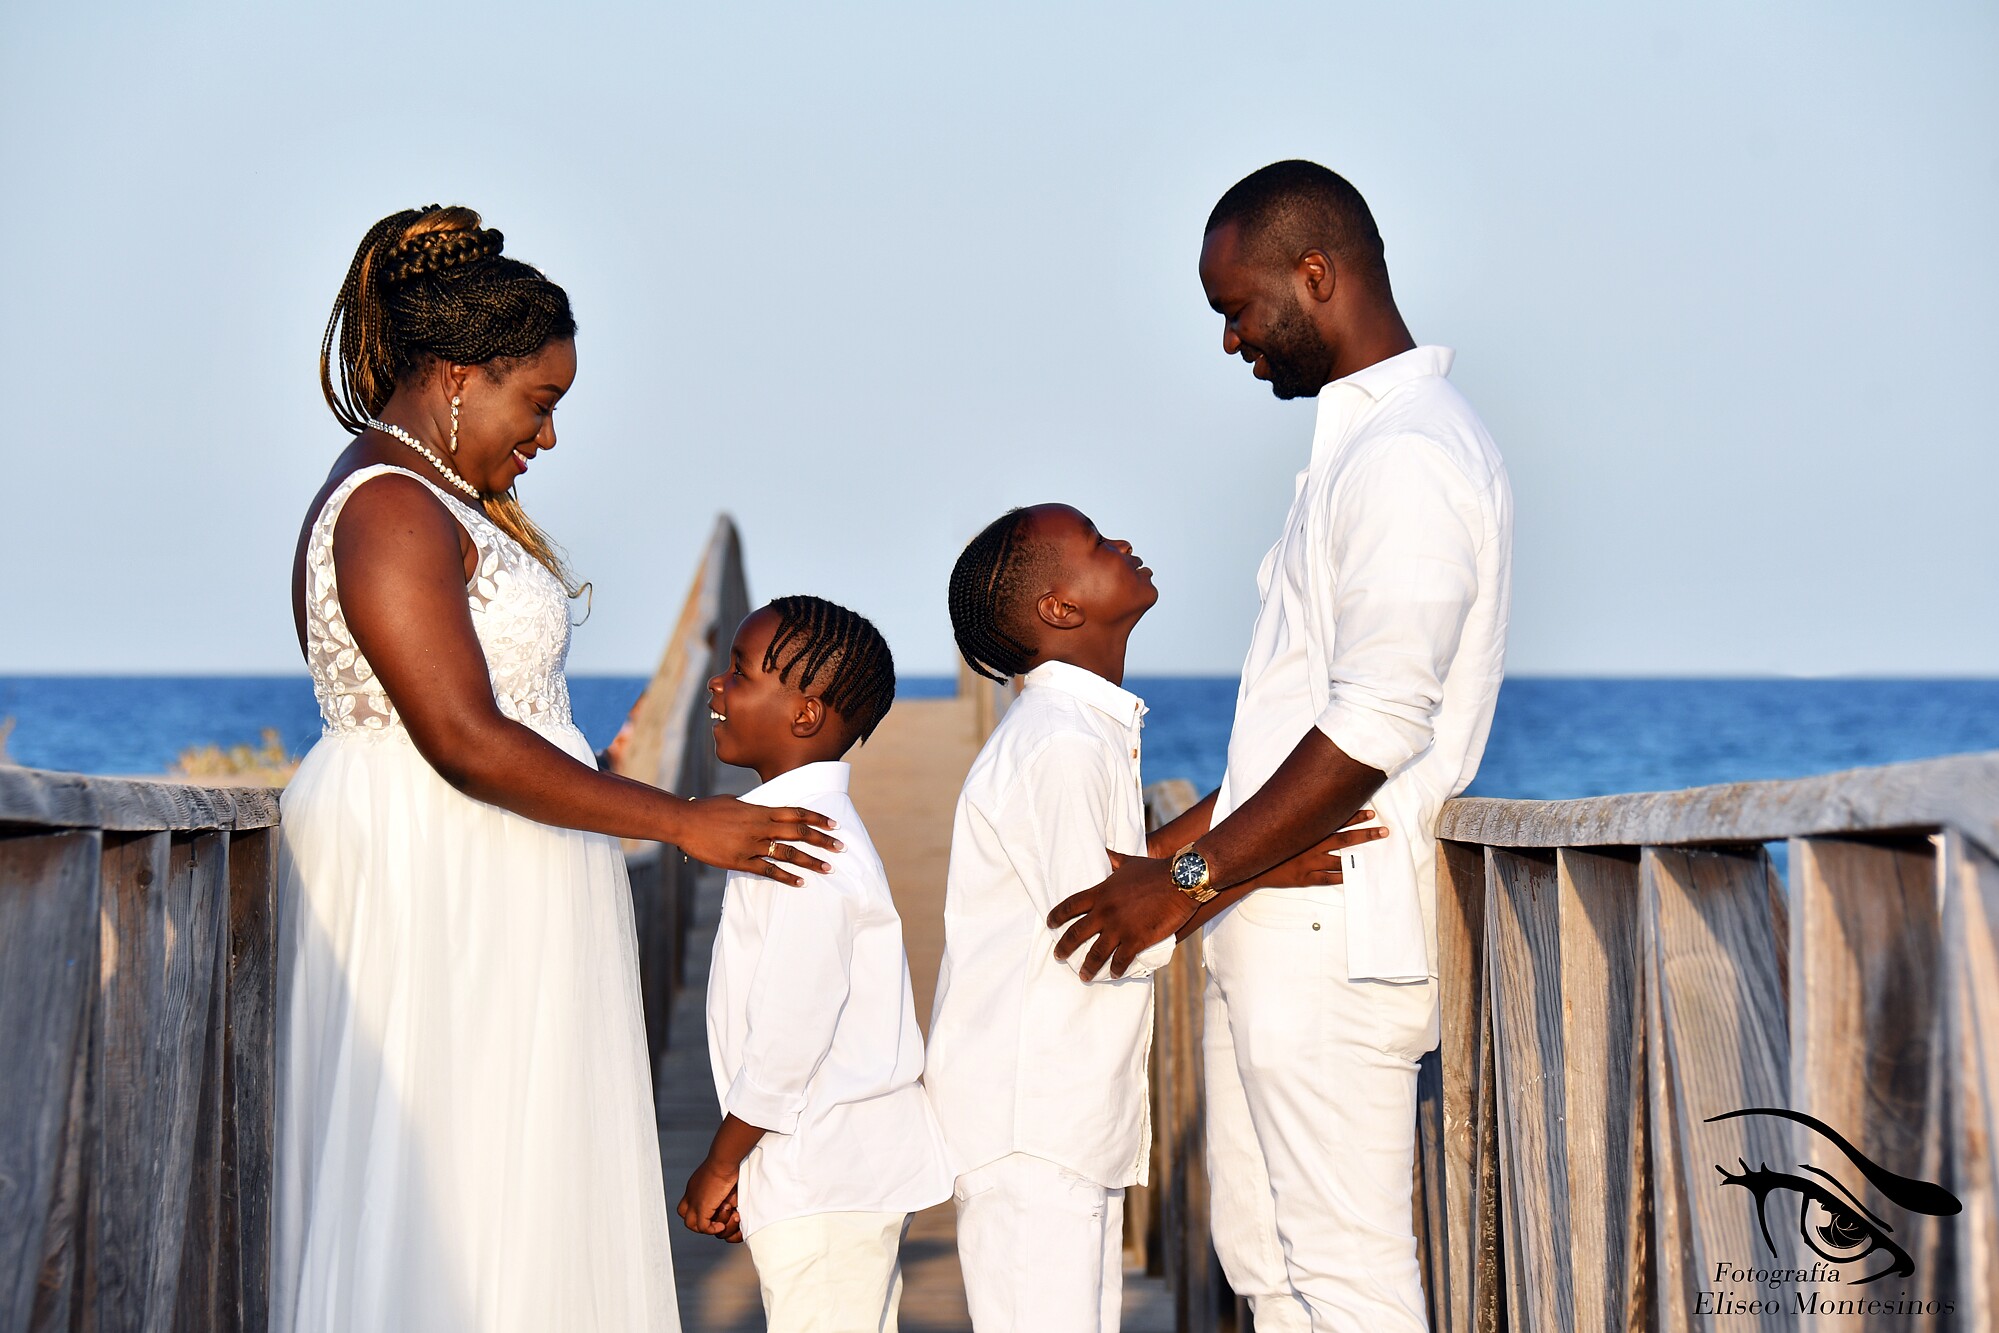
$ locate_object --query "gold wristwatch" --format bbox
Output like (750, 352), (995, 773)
(1169, 843), (1217, 903)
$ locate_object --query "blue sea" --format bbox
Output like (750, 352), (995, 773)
(4, 675), (1999, 801)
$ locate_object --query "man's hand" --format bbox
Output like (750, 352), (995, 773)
(677, 1158), (745, 1243)
(1047, 852), (1195, 982)
(1256, 810), (1388, 888)
(1048, 808), (1393, 980)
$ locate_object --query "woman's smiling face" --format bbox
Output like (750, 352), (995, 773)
(449, 337), (576, 493)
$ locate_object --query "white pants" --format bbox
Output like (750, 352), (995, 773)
(1202, 890), (1439, 1333)
(954, 1153), (1125, 1333)
(744, 1210), (910, 1333)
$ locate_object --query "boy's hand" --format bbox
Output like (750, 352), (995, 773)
(1254, 810), (1389, 888)
(677, 1160), (744, 1242)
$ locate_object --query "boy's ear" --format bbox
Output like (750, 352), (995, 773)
(791, 696), (828, 739)
(1034, 590), (1085, 631)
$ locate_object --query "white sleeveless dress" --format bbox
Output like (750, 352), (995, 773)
(273, 464), (680, 1332)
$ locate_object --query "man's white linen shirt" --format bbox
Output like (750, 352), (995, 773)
(706, 761), (956, 1236)
(1211, 345), (1512, 982)
(925, 661), (1175, 1188)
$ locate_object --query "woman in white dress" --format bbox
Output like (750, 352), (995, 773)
(275, 206), (841, 1332)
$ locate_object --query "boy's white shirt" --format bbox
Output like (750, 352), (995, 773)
(706, 760), (955, 1237)
(925, 661), (1175, 1189)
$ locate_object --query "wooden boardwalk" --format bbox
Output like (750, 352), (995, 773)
(655, 693), (1175, 1331)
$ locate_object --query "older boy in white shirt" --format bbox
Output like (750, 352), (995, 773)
(926, 505), (1384, 1332)
(680, 595), (956, 1333)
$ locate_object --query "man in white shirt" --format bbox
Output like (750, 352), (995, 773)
(681, 596), (956, 1333)
(1048, 161), (1512, 1331)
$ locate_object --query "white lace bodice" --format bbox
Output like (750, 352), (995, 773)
(303, 464), (576, 738)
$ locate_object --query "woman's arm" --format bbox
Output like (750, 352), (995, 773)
(331, 474), (838, 883)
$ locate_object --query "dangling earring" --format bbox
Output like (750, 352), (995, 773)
(449, 394), (462, 454)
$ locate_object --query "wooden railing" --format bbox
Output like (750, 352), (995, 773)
(1141, 751), (1999, 1332)
(0, 767), (281, 1333)
(611, 514), (752, 1075)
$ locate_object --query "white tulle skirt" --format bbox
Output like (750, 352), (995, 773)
(271, 725), (679, 1332)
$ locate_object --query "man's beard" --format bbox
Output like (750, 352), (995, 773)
(1258, 294), (1336, 400)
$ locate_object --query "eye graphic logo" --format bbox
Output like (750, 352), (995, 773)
(1706, 1108), (1962, 1286)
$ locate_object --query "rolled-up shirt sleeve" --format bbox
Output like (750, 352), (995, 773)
(726, 876), (857, 1133)
(1314, 436), (1484, 777)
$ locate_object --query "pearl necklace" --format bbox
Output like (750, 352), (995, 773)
(366, 417), (483, 499)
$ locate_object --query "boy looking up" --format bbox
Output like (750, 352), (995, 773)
(679, 595), (956, 1333)
(926, 504), (1389, 1332)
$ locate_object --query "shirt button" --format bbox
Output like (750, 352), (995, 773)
(1312, 922), (1322, 931)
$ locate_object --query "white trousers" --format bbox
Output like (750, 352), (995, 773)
(1202, 890), (1439, 1333)
(954, 1153), (1125, 1333)
(744, 1210), (910, 1333)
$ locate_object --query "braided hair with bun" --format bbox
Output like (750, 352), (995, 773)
(760, 595), (898, 745)
(947, 508), (1055, 682)
(319, 205), (582, 592)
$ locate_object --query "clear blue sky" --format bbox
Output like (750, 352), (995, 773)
(3, 3), (1994, 676)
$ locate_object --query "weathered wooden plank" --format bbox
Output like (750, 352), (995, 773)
(1789, 835), (1953, 1325)
(92, 831), (228, 1333)
(174, 836), (230, 1333)
(1621, 974), (1653, 1333)
(1137, 778), (1214, 1333)
(1468, 969), (1505, 1333)
(29, 952), (93, 1333)
(1556, 848), (1643, 1333)
(1440, 750), (1999, 857)
(1426, 840), (1486, 1332)
(221, 827), (276, 1333)
(1940, 828), (1999, 1328)
(1641, 877), (1695, 1333)
(0, 831), (101, 1331)
(1485, 847), (1572, 1332)
(1644, 845), (1793, 1329)
(0, 769), (279, 835)
(1159, 937), (1217, 1333)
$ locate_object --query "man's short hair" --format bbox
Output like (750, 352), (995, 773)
(1206, 160), (1389, 287)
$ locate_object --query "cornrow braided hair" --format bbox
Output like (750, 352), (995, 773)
(318, 205), (583, 593)
(947, 508), (1046, 682)
(761, 595), (898, 744)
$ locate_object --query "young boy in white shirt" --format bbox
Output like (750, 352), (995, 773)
(925, 505), (1386, 1333)
(679, 595), (956, 1333)
(926, 503), (1170, 1332)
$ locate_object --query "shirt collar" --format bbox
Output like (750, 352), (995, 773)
(1311, 344), (1455, 467)
(742, 760), (851, 807)
(1021, 660), (1147, 729)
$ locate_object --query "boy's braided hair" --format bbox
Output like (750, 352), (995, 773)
(947, 508), (1053, 683)
(762, 595), (897, 744)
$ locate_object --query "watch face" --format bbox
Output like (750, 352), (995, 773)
(1171, 851), (1206, 889)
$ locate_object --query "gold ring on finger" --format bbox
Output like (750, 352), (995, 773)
(767, 841), (778, 859)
